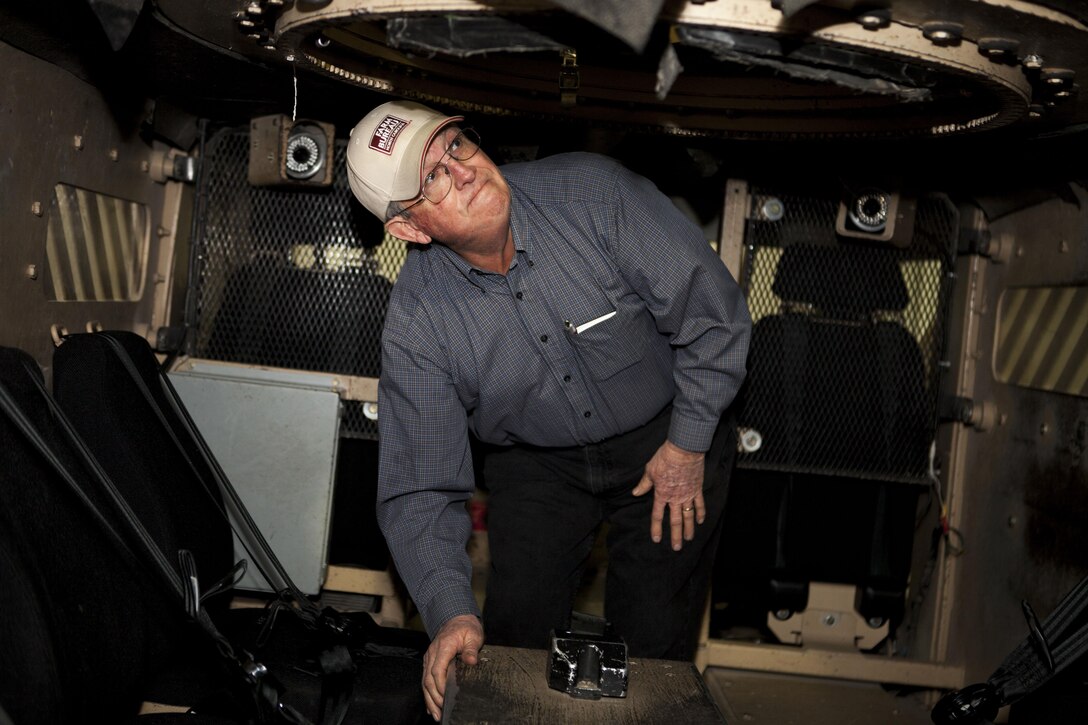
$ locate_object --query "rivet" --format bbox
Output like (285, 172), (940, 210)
(31, 201), (43, 216)
(25, 264), (38, 280)
(109, 149), (119, 162)
(73, 134), (84, 150)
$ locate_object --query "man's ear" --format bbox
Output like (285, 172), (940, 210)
(385, 216), (432, 245)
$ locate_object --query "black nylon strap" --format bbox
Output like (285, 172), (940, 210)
(988, 575), (1088, 702)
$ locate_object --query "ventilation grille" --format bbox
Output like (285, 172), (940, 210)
(736, 185), (957, 483)
(45, 184), (149, 302)
(190, 127), (406, 439)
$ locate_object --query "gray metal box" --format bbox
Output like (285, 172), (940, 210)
(169, 361), (342, 594)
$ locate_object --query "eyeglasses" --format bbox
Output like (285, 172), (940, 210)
(400, 128), (481, 216)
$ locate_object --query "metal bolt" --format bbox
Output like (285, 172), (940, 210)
(773, 609), (792, 621)
(1023, 54), (1044, 70)
(761, 197), (784, 221)
(109, 148), (119, 162)
(978, 38), (1020, 61)
(867, 617), (885, 628)
(858, 11), (890, 30)
(922, 22), (963, 45)
(31, 201), (43, 216)
(822, 614), (837, 626)
(73, 134), (84, 150)
(25, 264), (38, 280)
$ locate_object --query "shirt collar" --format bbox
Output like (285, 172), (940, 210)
(432, 179), (534, 283)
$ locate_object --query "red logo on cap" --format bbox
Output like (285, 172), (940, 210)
(370, 115), (410, 155)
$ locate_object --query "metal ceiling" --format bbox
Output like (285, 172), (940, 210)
(154, 0), (1088, 140)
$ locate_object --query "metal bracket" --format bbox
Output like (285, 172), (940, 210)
(559, 48), (579, 107)
(766, 582), (889, 651)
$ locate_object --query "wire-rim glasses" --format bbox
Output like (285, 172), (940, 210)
(400, 128), (481, 216)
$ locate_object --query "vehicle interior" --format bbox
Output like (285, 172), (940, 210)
(1, 1), (1087, 723)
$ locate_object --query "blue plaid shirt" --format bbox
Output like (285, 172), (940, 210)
(376, 153), (751, 636)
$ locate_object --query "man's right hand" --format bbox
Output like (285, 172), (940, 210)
(421, 614), (485, 721)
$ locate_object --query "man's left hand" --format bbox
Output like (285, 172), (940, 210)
(631, 440), (706, 550)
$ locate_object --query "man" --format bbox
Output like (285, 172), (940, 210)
(346, 100), (750, 720)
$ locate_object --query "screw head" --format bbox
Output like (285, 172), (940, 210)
(31, 201), (43, 216)
(25, 264), (38, 280)
(1023, 54), (1044, 70)
(822, 614), (837, 626)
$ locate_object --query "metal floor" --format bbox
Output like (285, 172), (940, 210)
(704, 668), (935, 725)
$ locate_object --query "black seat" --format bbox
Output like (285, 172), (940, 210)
(0, 346), (219, 724)
(0, 335), (429, 723)
(719, 242), (931, 633)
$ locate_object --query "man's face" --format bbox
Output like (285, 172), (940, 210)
(398, 125), (511, 249)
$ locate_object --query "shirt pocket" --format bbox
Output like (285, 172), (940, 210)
(568, 305), (651, 380)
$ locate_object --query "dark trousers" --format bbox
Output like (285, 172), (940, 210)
(480, 406), (735, 661)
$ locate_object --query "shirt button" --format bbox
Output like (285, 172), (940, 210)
(516, 291), (523, 300)
(563, 375), (571, 383)
(540, 334), (548, 343)
(584, 411), (592, 418)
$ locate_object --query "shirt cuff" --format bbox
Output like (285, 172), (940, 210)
(668, 409), (718, 453)
(420, 584), (482, 638)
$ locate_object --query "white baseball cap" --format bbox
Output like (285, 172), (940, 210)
(345, 100), (464, 219)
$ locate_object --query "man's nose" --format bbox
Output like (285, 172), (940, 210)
(447, 157), (476, 186)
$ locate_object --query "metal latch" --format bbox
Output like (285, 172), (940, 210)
(547, 626), (628, 699)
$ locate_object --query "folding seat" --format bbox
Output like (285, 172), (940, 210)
(0, 346), (229, 724)
(1, 334), (429, 723)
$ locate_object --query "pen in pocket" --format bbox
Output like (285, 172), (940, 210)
(564, 310), (617, 335)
